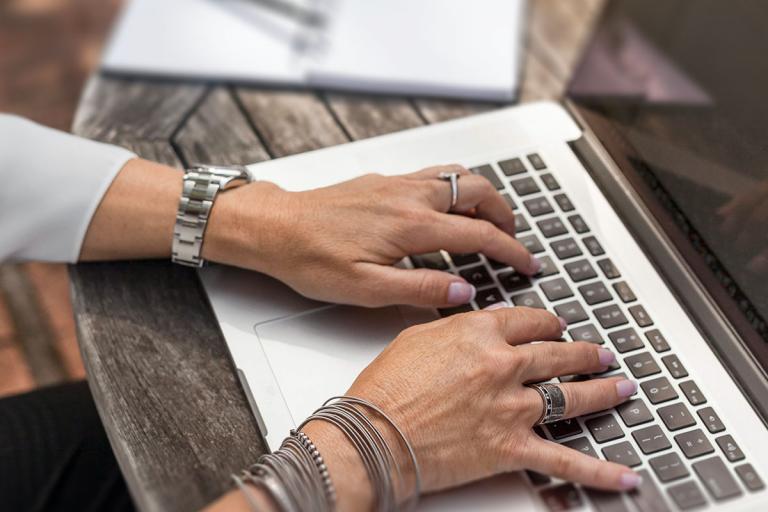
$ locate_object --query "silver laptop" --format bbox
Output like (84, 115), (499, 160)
(200, 2), (768, 510)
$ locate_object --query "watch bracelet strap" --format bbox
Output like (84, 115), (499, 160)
(172, 168), (224, 267)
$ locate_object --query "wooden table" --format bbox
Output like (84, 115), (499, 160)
(70, 2), (604, 510)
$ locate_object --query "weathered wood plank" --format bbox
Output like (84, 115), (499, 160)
(234, 88), (348, 157)
(414, 99), (500, 124)
(173, 87), (270, 166)
(324, 93), (424, 139)
(70, 262), (264, 512)
(518, 50), (565, 103)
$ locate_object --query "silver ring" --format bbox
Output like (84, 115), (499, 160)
(438, 171), (461, 210)
(528, 383), (566, 424)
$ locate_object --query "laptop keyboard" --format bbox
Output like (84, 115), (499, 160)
(409, 153), (765, 510)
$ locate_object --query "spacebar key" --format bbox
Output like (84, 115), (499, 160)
(629, 470), (671, 512)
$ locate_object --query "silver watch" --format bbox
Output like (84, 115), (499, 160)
(172, 164), (253, 267)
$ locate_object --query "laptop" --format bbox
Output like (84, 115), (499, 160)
(199, 1), (768, 510)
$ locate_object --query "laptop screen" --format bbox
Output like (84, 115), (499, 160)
(567, 1), (768, 365)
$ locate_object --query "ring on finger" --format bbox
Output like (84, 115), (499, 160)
(438, 171), (461, 211)
(528, 382), (566, 424)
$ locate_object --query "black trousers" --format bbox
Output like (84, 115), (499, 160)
(0, 381), (135, 512)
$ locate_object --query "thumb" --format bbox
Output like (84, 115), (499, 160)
(360, 264), (476, 307)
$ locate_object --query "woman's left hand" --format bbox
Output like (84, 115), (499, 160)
(205, 164), (540, 307)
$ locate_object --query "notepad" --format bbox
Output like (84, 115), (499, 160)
(101, 0), (527, 101)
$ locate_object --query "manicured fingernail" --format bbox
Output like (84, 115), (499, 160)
(598, 348), (616, 366)
(447, 281), (476, 305)
(529, 255), (542, 274)
(557, 316), (567, 332)
(616, 379), (639, 398)
(619, 472), (642, 490)
(484, 301), (508, 311)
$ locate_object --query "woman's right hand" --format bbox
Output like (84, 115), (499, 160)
(303, 306), (641, 511)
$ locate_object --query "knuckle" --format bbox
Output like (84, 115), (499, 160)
(414, 272), (442, 302)
(561, 384), (581, 416)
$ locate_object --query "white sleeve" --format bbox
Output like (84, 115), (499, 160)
(0, 114), (137, 263)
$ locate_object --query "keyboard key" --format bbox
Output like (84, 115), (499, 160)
(475, 287), (505, 309)
(597, 258), (621, 279)
(586, 414), (624, 443)
(554, 301), (589, 325)
(624, 352), (661, 378)
(511, 291), (546, 309)
(693, 456), (743, 500)
(568, 324), (603, 344)
(449, 253), (480, 267)
(735, 463), (765, 491)
(612, 281), (636, 303)
(498, 157), (527, 176)
(526, 469), (551, 486)
(411, 252), (448, 270)
(594, 304), (629, 329)
(667, 481), (707, 510)
(675, 429), (714, 459)
(697, 407), (725, 433)
(661, 354), (688, 379)
(584, 489), (631, 512)
(553, 193), (575, 212)
(498, 270), (531, 293)
(608, 328), (643, 353)
(657, 402), (696, 431)
(563, 259), (597, 282)
(616, 399), (653, 427)
(632, 425), (671, 454)
(641, 376), (679, 404)
(550, 238), (582, 260)
(487, 258), (508, 270)
(679, 380), (706, 406)
(515, 213), (531, 233)
(536, 255), (559, 277)
(519, 234), (545, 254)
(540, 278), (573, 301)
(459, 265), (493, 288)
(438, 304), (473, 317)
(650, 452), (689, 482)
(602, 441), (641, 467)
(537, 217), (568, 238)
(523, 196), (554, 217)
(628, 469), (671, 512)
(510, 176), (540, 196)
(582, 235), (605, 256)
(562, 436), (598, 458)
(501, 192), (517, 210)
(645, 329), (670, 353)
(527, 153), (547, 170)
(567, 214), (589, 234)
(715, 435), (745, 462)
(540, 484), (582, 512)
(540, 173), (560, 191)
(472, 164), (504, 189)
(578, 281), (612, 305)
(545, 418), (583, 440)
(628, 304), (653, 327)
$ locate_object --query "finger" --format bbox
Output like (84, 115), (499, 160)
(403, 164), (471, 180)
(516, 342), (616, 382)
(521, 377), (637, 420)
(433, 174), (516, 234)
(488, 307), (565, 346)
(357, 263), (476, 308)
(523, 438), (642, 491)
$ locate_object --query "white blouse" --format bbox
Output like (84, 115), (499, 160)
(0, 114), (136, 263)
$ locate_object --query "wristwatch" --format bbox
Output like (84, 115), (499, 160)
(172, 164), (253, 267)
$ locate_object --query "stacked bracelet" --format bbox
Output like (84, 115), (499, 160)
(235, 395), (420, 512)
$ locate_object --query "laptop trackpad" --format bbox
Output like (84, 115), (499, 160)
(254, 304), (436, 425)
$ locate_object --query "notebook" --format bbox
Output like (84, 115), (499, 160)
(101, 0), (527, 101)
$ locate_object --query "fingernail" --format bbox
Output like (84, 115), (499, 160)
(529, 255), (542, 275)
(616, 379), (639, 398)
(597, 348), (616, 366)
(557, 316), (567, 332)
(484, 301), (508, 311)
(447, 281), (476, 305)
(619, 472), (642, 490)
